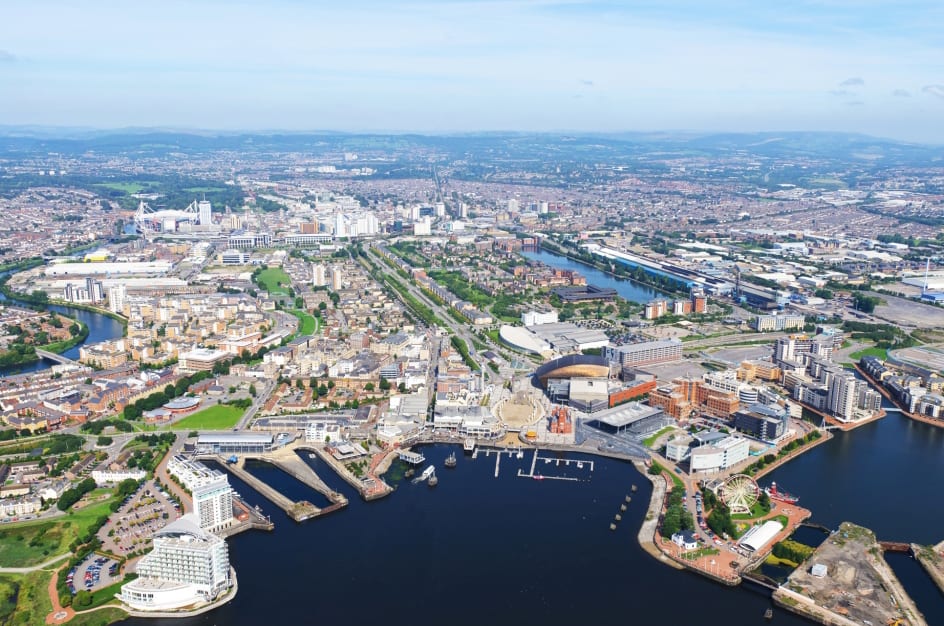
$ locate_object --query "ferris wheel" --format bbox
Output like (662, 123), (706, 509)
(719, 474), (759, 515)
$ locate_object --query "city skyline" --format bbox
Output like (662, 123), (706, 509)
(2, 0), (944, 142)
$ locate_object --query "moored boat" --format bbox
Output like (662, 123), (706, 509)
(764, 481), (799, 504)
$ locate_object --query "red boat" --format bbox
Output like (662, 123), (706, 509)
(533, 475), (545, 481)
(764, 481), (799, 504)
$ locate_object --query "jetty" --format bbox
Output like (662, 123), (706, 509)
(209, 455), (322, 522)
(201, 446), (349, 522)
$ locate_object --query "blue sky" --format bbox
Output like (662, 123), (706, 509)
(1, 0), (943, 141)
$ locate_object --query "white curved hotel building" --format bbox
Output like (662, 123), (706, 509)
(120, 514), (233, 611)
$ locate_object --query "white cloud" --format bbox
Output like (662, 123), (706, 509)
(922, 85), (944, 99)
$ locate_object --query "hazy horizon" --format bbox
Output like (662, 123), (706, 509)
(2, 1), (943, 143)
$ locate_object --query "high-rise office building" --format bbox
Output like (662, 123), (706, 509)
(198, 200), (212, 225)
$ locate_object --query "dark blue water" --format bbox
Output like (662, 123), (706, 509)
(887, 552), (944, 625)
(765, 399), (944, 544)
(0, 274), (125, 375)
(120, 446), (805, 626)
(520, 249), (668, 304)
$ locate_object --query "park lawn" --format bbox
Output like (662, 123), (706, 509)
(0, 570), (54, 626)
(256, 267), (292, 295)
(94, 181), (150, 193)
(170, 405), (245, 431)
(288, 309), (318, 335)
(70, 607), (129, 626)
(0, 496), (115, 568)
(849, 346), (888, 361)
(184, 186), (225, 193)
(69, 607), (128, 626)
(731, 500), (772, 520)
(73, 576), (132, 612)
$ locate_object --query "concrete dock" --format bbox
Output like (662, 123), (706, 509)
(205, 456), (323, 523)
(304, 445), (393, 501)
(913, 540), (944, 597)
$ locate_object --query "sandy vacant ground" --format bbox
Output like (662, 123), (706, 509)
(782, 522), (920, 626)
(890, 345), (944, 374)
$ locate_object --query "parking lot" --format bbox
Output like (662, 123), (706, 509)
(98, 479), (181, 557)
(66, 555), (120, 595)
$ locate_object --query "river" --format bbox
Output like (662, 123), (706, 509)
(0, 272), (125, 375)
(520, 248), (669, 304)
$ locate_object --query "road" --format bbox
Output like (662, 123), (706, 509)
(0, 553), (69, 573)
(682, 331), (791, 350)
(363, 247), (499, 385)
(235, 378), (276, 431)
(154, 433), (192, 513)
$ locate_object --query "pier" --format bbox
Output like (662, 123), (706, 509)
(208, 455), (322, 522)
(304, 445), (394, 501)
(397, 449), (425, 465)
(515, 448), (592, 482)
(220, 496), (275, 538)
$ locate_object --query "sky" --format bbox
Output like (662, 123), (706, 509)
(1, 0), (943, 141)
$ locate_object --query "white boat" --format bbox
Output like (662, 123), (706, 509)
(419, 466), (435, 481)
(309, 453), (316, 459)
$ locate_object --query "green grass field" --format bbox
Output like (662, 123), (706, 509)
(94, 182), (151, 193)
(70, 607), (130, 626)
(0, 570), (53, 626)
(288, 309), (319, 335)
(72, 576), (129, 611)
(0, 495), (115, 568)
(169, 405), (245, 431)
(184, 186), (225, 193)
(256, 267), (292, 295)
(849, 346), (888, 361)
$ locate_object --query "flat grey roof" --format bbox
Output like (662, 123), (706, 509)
(198, 433), (273, 444)
(593, 402), (663, 428)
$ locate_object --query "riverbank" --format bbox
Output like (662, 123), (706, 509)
(855, 364), (944, 430)
(0, 316), (88, 368)
(633, 460), (686, 572)
(534, 240), (682, 298)
(753, 429), (833, 481)
(913, 542), (944, 597)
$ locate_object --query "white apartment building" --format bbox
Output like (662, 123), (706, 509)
(91, 469), (146, 486)
(168, 456), (228, 491)
(193, 475), (234, 533)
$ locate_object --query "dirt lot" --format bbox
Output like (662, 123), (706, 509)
(868, 291), (944, 329)
(781, 522), (921, 626)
